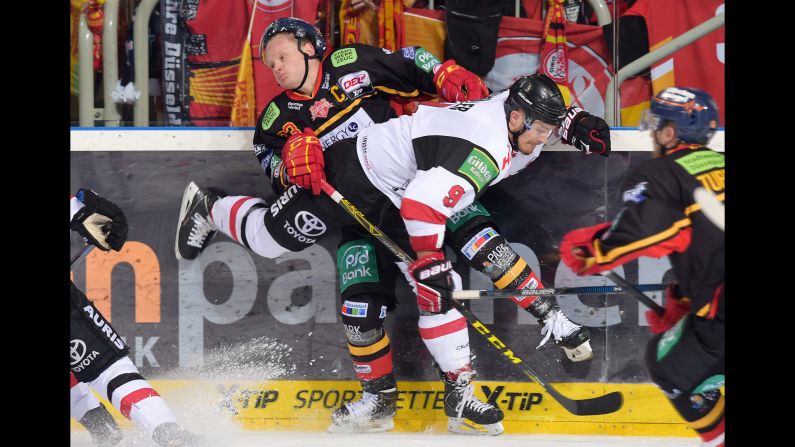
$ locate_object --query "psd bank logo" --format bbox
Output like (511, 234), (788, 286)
(295, 211), (327, 237)
(70, 339), (87, 366)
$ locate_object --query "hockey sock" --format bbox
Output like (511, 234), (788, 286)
(418, 309), (470, 372)
(670, 389), (724, 444)
(87, 357), (178, 435)
(209, 196), (267, 245)
(348, 331), (394, 382)
(71, 372), (102, 421)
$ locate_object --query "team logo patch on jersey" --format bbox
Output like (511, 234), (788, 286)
(342, 300), (369, 317)
(331, 48), (358, 67)
(622, 182), (648, 204)
(462, 227), (498, 260)
(310, 98), (334, 120)
(338, 70), (374, 100)
(458, 148), (499, 192)
(414, 48), (441, 73)
(261, 103), (280, 130)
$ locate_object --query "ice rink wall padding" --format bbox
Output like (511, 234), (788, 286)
(70, 128), (724, 435)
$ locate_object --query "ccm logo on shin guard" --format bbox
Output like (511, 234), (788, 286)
(82, 306), (126, 350)
(419, 261), (452, 280)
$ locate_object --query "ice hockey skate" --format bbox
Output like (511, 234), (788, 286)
(78, 403), (124, 447)
(538, 308), (593, 361)
(439, 365), (504, 436)
(175, 181), (222, 260)
(328, 388), (397, 433)
(152, 422), (204, 446)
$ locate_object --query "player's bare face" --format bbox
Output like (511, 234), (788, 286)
(517, 121), (558, 154)
(264, 34), (310, 90)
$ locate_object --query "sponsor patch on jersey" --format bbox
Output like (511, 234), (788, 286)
(338, 70), (374, 100)
(446, 202), (491, 232)
(318, 108), (375, 149)
(622, 181), (648, 204)
(353, 364), (372, 373)
(414, 48), (441, 73)
(462, 227), (498, 260)
(310, 98), (334, 120)
(674, 151), (724, 175)
(458, 147), (499, 192)
(401, 47), (415, 59)
(331, 48), (358, 67)
(321, 72), (331, 90)
(337, 239), (379, 293)
(261, 103), (280, 130)
(379, 305), (387, 319)
(269, 154), (283, 179)
(341, 300), (369, 317)
(287, 102), (303, 111)
(657, 315), (688, 361)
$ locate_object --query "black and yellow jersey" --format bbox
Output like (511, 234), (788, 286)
(592, 144), (724, 319)
(253, 43), (443, 193)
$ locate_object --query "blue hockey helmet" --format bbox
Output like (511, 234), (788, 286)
(641, 87), (719, 145)
(260, 17), (326, 63)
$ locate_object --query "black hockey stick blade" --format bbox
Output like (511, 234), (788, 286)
(319, 180), (625, 416)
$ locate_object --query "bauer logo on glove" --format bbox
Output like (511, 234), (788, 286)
(560, 107), (611, 157)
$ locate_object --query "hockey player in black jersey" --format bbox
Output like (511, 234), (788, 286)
(71, 190), (202, 446)
(176, 73), (611, 435)
(559, 87), (724, 447)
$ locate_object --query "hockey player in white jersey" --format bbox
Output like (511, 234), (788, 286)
(176, 74), (610, 435)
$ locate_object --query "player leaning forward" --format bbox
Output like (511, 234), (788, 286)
(176, 74), (611, 434)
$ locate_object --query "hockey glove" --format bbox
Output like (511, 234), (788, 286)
(559, 222), (612, 275)
(433, 59), (489, 102)
(70, 189), (128, 251)
(559, 107), (611, 157)
(281, 128), (325, 195)
(408, 252), (454, 314)
(646, 283), (691, 334)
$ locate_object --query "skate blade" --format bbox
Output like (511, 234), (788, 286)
(447, 418), (504, 436)
(175, 181), (200, 260)
(563, 340), (593, 362)
(327, 418), (395, 434)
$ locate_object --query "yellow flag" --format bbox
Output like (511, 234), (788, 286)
(230, 37), (256, 127)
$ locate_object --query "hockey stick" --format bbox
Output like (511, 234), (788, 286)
(70, 243), (94, 266)
(694, 188), (725, 231)
(453, 283), (667, 300)
(319, 179), (623, 416)
(601, 271), (664, 315)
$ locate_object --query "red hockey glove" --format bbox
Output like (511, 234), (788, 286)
(408, 252), (454, 314)
(646, 284), (691, 334)
(281, 128), (325, 195)
(559, 107), (611, 157)
(559, 222), (612, 275)
(433, 59), (489, 102)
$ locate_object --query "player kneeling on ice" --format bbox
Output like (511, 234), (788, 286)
(559, 87), (724, 447)
(71, 189), (203, 446)
(175, 74), (611, 435)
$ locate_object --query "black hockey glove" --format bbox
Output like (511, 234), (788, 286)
(559, 107), (611, 157)
(70, 189), (128, 251)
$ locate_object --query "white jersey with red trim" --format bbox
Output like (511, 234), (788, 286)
(355, 90), (533, 252)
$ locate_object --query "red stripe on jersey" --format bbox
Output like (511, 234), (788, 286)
(70, 372), (79, 388)
(119, 388), (160, 419)
(352, 352), (394, 381)
(400, 198), (447, 225)
(409, 234), (441, 253)
(700, 415), (724, 442)
(229, 197), (254, 243)
(418, 317), (467, 340)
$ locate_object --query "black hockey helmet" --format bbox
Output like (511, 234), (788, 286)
(260, 17), (327, 63)
(504, 74), (567, 127)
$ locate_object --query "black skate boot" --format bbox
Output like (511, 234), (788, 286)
(439, 364), (504, 436)
(328, 374), (397, 433)
(175, 181), (223, 260)
(152, 422), (204, 447)
(527, 297), (592, 362)
(78, 403), (124, 447)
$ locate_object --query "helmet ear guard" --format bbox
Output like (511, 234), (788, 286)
(643, 87), (719, 145)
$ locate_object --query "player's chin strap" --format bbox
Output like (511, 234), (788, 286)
(292, 43), (322, 93)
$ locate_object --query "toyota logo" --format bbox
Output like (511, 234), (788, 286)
(70, 339), (87, 366)
(295, 211), (327, 237)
